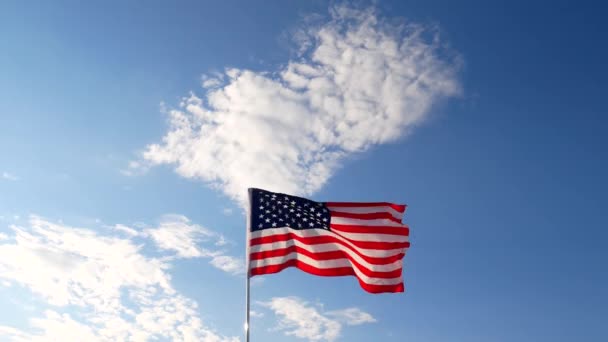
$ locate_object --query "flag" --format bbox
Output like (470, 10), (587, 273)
(247, 188), (410, 293)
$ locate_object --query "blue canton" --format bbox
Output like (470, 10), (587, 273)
(250, 188), (331, 232)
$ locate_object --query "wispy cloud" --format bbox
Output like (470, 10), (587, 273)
(143, 214), (244, 274)
(113, 224), (139, 237)
(136, 4), (460, 205)
(326, 307), (377, 326)
(1, 172), (19, 181)
(259, 296), (375, 341)
(145, 214), (218, 258)
(209, 255), (245, 275)
(0, 216), (238, 342)
(250, 310), (264, 318)
(120, 160), (149, 177)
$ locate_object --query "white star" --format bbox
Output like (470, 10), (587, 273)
(309, 222), (314, 227)
(272, 222), (277, 227)
(259, 214), (264, 219)
(303, 217), (308, 222)
(290, 209), (295, 213)
(296, 213), (301, 217)
(316, 212), (321, 217)
(265, 218), (270, 223)
(259, 206), (264, 210)
(310, 207), (315, 212)
(291, 201), (296, 206)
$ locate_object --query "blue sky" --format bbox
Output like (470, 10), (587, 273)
(1, 1), (607, 341)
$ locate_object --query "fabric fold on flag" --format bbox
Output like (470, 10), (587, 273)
(247, 188), (410, 294)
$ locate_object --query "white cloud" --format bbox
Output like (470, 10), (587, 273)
(210, 255), (245, 275)
(120, 160), (149, 177)
(0, 233), (8, 241)
(215, 235), (230, 247)
(327, 307), (377, 325)
(1, 310), (99, 342)
(137, 4), (460, 205)
(145, 214), (217, 258)
(222, 207), (234, 216)
(2, 172), (19, 181)
(259, 296), (375, 341)
(143, 214), (244, 275)
(0, 216), (238, 342)
(202, 74), (224, 89)
(250, 310), (264, 318)
(113, 224), (139, 237)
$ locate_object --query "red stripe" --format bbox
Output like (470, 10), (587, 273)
(251, 253), (402, 279)
(250, 247), (403, 278)
(250, 260), (404, 293)
(250, 232), (410, 251)
(251, 245), (405, 265)
(251, 233), (406, 264)
(325, 202), (407, 213)
(330, 224), (410, 236)
(330, 211), (402, 223)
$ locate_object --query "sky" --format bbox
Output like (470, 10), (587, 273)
(0, 0), (607, 341)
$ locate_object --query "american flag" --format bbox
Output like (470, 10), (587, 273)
(247, 188), (410, 293)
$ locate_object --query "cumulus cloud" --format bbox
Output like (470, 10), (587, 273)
(0, 216), (238, 342)
(259, 296), (375, 341)
(1, 310), (98, 342)
(137, 4), (460, 205)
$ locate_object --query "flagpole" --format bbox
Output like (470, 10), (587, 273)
(245, 188), (252, 342)
(245, 272), (250, 342)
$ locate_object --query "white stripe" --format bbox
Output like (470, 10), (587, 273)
(327, 206), (404, 221)
(250, 239), (403, 272)
(250, 237), (405, 258)
(329, 229), (409, 243)
(330, 217), (404, 227)
(250, 227), (407, 255)
(250, 252), (403, 286)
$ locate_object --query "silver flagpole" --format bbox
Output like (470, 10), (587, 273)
(245, 188), (252, 342)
